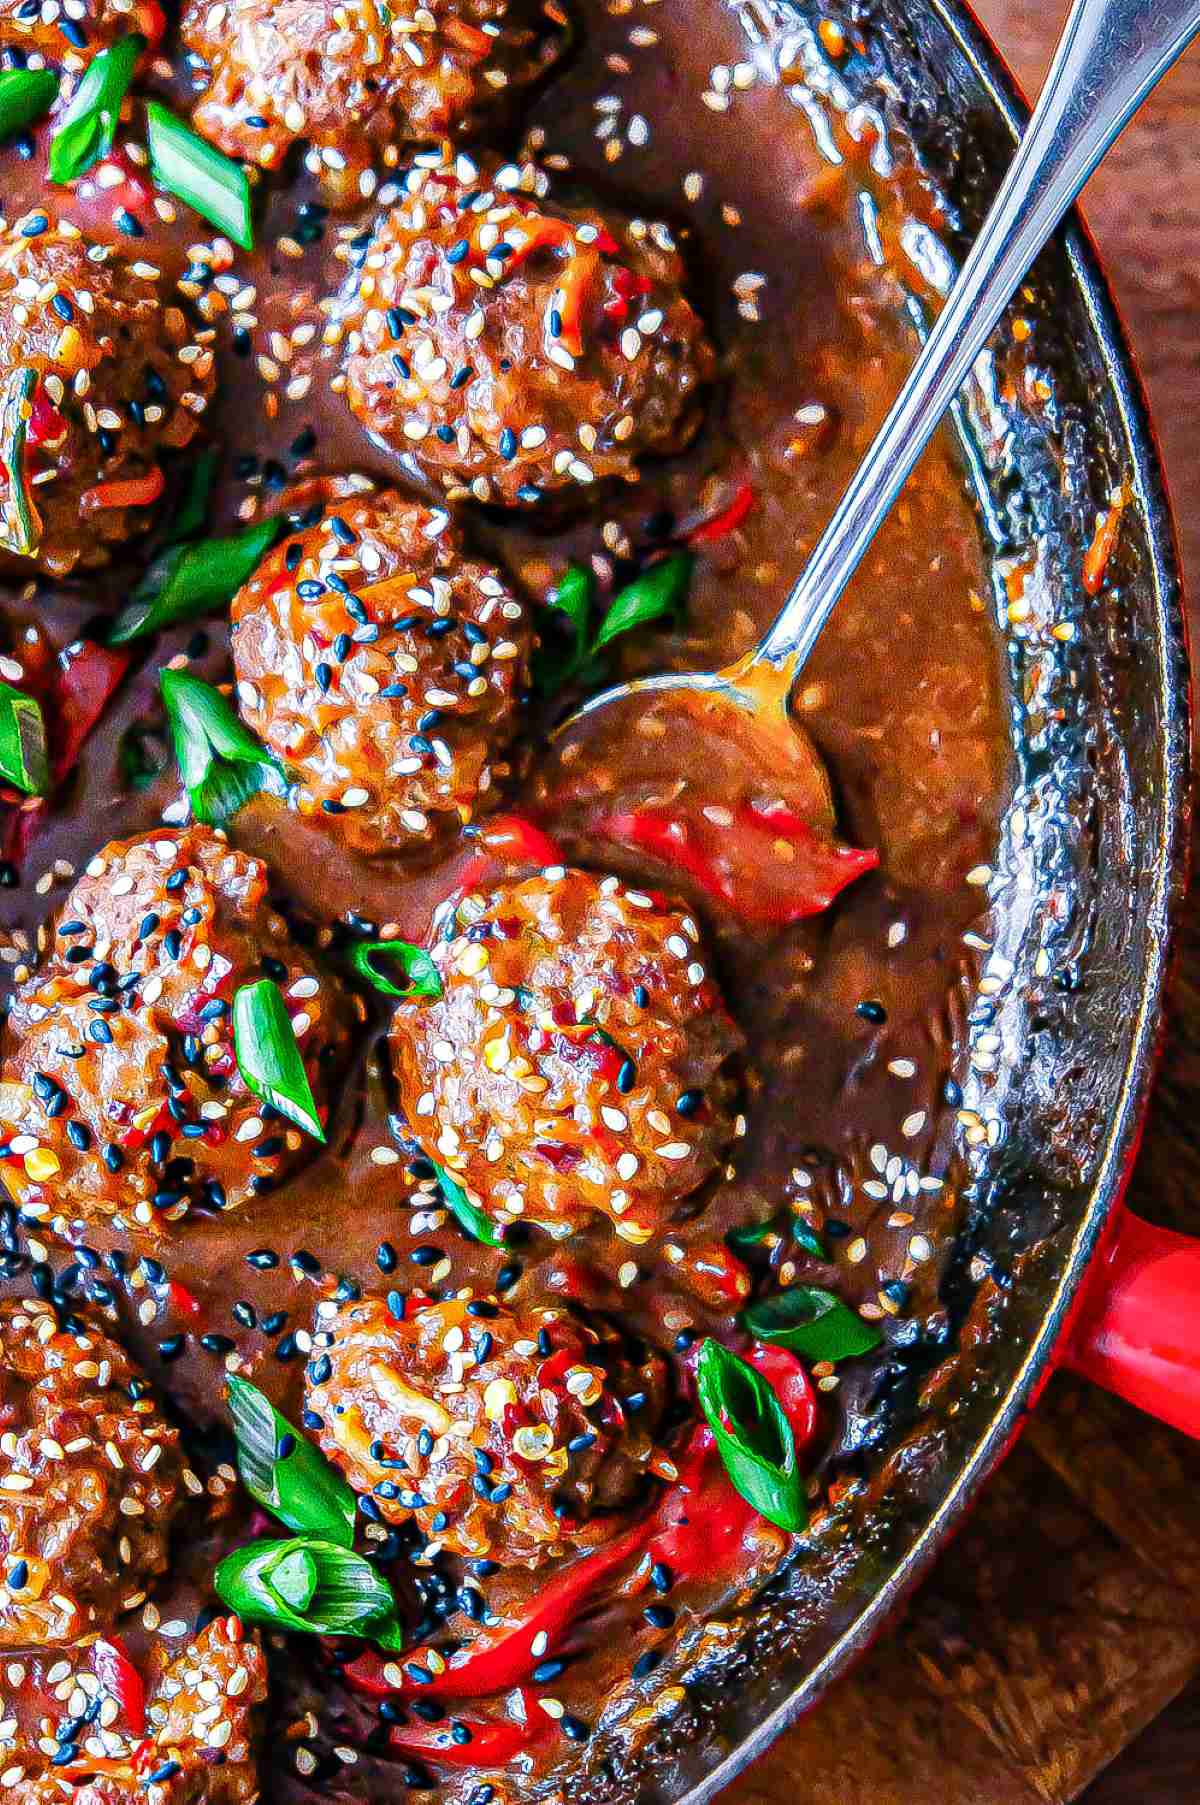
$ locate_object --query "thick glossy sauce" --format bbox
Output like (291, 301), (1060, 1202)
(0, 2), (1006, 1798)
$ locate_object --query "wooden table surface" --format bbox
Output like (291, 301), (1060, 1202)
(726, 5), (1200, 1800)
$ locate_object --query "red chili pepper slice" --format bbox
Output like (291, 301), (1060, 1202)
(687, 482), (756, 544)
(91, 1636), (147, 1736)
(50, 641), (129, 781)
(599, 803), (877, 927)
(167, 1279), (201, 1318)
(388, 1689), (553, 1767)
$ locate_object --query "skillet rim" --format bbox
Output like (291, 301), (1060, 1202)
(672, 1), (1193, 1798)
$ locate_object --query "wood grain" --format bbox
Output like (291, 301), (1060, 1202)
(725, 7), (1200, 1800)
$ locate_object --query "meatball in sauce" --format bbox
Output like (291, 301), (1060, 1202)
(390, 867), (743, 1241)
(333, 149), (714, 506)
(230, 484), (532, 858)
(0, 219), (214, 577)
(180, 0), (568, 204)
(0, 1297), (183, 1647)
(308, 1290), (666, 1565)
(0, 828), (349, 1232)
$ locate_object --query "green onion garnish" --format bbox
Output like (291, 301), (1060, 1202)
(227, 1376), (356, 1546)
(159, 668), (285, 827)
(740, 1287), (883, 1365)
(49, 35), (143, 185)
(232, 977), (325, 1142)
(214, 1536), (404, 1648)
(0, 367), (41, 560)
(109, 515), (281, 643)
(591, 551), (693, 653)
(348, 937), (443, 1000)
(434, 1161), (503, 1248)
(535, 553), (694, 697)
(0, 684), (49, 795)
(533, 560), (594, 693)
(164, 445), (218, 545)
(146, 100), (252, 250)
(695, 1338), (808, 1532)
(0, 68), (58, 143)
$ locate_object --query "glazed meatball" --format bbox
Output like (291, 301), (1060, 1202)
(389, 868), (743, 1241)
(0, 1298), (184, 1647)
(230, 486), (532, 859)
(181, 0), (566, 205)
(0, 0), (158, 69)
(335, 150), (715, 507)
(0, 217), (215, 577)
(0, 827), (348, 1234)
(10, 1615), (266, 1804)
(307, 1291), (666, 1565)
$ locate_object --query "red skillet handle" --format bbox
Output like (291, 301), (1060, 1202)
(1064, 1204), (1200, 1438)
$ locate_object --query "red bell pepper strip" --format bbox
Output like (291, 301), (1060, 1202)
(599, 803), (877, 927)
(91, 1636), (147, 1736)
(453, 814), (565, 897)
(687, 482), (756, 545)
(50, 641), (129, 780)
(344, 1517), (649, 1703)
(388, 1689), (554, 1767)
(344, 1347), (817, 1708)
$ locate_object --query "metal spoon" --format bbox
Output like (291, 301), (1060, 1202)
(559, 0), (1200, 756)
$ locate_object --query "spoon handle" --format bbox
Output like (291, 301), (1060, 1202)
(754, 0), (1200, 680)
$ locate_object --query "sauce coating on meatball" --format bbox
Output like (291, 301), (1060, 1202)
(334, 150), (714, 506)
(9, 1614), (266, 1803)
(180, 0), (567, 204)
(0, 218), (215, 576)
(0, 1297), (185, 1647)
(307, 1290), (667, 1565)
(389, 867), (743, 1241)
(230, 485), (532, 859)
(0, 827), (349, 1233)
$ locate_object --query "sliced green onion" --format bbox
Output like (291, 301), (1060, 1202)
(109, 515), (281, 643)
(592, 552), (693, 653)
(533, 561), (594, 694)
(146, 100), (252, 250)
(232, 977), (325, 1141)
(164, 446), (219, 545)
(49, 35), (143, 185)
(435, 1162), (503, 1248)
(740, 1287), (883, 1365)
(159, 668), (285, 827)
(0, 367), (41, 560)
(0, 68), (58, 143)
(695, 1338), (807, 1532)
(791, 1220), (829, 1262)
(118, 720), (169, 793)
(0, 685), (49, 795)
(727, 1215), (828, 1261)
(214, 1536), (404, 1648)
(726, 1218), (778, 1252)
(227, 1376), (356, 1547)
(348, 938), (442, 1001)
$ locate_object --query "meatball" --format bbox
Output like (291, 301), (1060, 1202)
(335, 150), (714, 507)
(181, 0), (566, 205)
(0, 217), (215, 577)
(0, 1297), (184, 1646)
(0, 0), (158, 69)
(0, 827), (348, 1234)
(230, 486), (532, 859)
(9, 1615), (266, 1804)
(389, 868), (743, 1241)
(307, 1291), (666, 1565)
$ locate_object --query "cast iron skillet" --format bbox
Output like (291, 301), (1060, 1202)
(567, 3), (1192, 1801)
